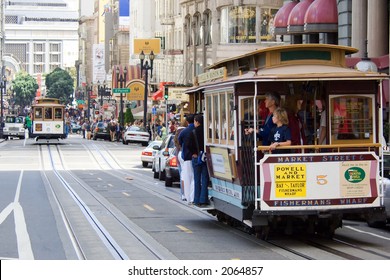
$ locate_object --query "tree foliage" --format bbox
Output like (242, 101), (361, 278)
(45, 67), (74, 104)
(11, 71), (39, 109)
(124, 107), (134, 125)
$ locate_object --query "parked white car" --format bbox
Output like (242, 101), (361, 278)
(122, 125), (150, 146)
(152, 133), (175, 180)
(141, 140), (162, 167)
(3, 115), (26, 139)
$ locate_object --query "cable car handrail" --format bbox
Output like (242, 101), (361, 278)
(255, 143), (381, 155)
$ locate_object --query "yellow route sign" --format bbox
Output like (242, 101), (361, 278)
(274, 165), (306, 198)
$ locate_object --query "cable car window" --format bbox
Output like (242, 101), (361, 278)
(213, 95), (219, 140)
(221, 94), (227, 141)
(205, 91), (235, 147)
(240, 97), (267, 130)
(228, 93), (235, 143)
(330, 95), (374, 144)
(207, 95), (212, 140)
(54, 108), (62, 120)
(44, 108), (53, 120)
(35, 108), (43, 119)
(241, 98), (254, 129)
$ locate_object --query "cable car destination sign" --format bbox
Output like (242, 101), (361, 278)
(197, 67), (226, 84)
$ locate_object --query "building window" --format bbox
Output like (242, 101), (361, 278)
(260, 8), (278, 42)
(34, 43), (45, 52)
(34, 54), (44, 63)
(193, 13), (202, 46)
(50, 54), (60, 63)
(220, 6), (256, 44)
(50, 64), (60, 71)
(50, 43), (61, 52)
(34, 64), (44, 74)
(185, 15), (192, 46)
(204, 10), (212, 46)
(6, 43), (28, 66)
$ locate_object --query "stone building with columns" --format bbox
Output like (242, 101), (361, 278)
(177, 0), (388, 84)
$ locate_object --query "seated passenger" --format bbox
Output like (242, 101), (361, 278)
(268, 108), (292, 154)
(45, 108), (52, 119)
(54, 108), (62, 119)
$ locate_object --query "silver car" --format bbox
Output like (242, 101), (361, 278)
(123, 126), (150, 146)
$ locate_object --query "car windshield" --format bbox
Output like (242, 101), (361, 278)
(5, 116), (16, 123)
(167, 135), (175, 148)
(97, 122), (107, 128)
(128, 126), (146, 132)
(147, 141), (162, 148)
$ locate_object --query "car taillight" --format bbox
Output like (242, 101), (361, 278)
(142, 151), (152, 156)
(169, 156), (178, 167)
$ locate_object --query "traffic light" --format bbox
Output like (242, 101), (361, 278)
(164, 86), (169, 100)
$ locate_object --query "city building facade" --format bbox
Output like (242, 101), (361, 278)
(2, 0), (79, 96)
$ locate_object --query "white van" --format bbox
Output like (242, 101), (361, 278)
(3, 115), (26, 139)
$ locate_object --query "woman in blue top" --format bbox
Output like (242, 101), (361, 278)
(268, 107), (292, 154)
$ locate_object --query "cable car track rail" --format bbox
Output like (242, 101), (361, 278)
(84, 142), (390, 260)
(39, 144), (175, 260)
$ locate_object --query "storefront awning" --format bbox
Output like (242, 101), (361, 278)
(152, 89), (163, 101)
(151, 81), (175, 101)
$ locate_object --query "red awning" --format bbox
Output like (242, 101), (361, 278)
(151, 81), (175, 101)
(273, 1), (298, 35)
(152, 89), (163, 101)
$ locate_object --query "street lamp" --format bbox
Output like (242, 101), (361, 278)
(0, 75), (6, 138)
(85, 83), (92, 121)
(116, 66), (127, 127)
(139, 50), (155, 128)
(98, 80), (107, 107)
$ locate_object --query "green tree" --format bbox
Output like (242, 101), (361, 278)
(11, 71), (39, 109)
(124, 108), (134, 125)
(45, 67), (74, 104)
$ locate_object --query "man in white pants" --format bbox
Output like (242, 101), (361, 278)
(178, 114), (195, 203)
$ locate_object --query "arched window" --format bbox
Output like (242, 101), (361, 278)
(204, 10), (212, 45)
(185, 15), (192, 46)
(193, 12), (202, 46)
